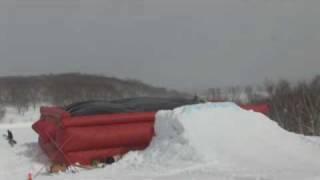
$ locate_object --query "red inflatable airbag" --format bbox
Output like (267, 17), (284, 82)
(33, 108), (155, 165)
(62, 112), (155, 128)
(32, 120), (57, 143)
(56, 122), (153, 152)
(240, 104), (269, 115)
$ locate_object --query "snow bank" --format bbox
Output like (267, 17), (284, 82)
(120, 102), (320, 173)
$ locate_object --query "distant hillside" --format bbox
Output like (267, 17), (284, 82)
(0, 73), (185, 110)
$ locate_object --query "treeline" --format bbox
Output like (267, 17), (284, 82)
(0, 73), (183, 113)
(205, 75), (320, 135)
(1, 73), (319, 136)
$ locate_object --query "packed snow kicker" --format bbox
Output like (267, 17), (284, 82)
(153, 102), (320, 170)
(1, 102), (320, 180)
(117, 102), (320, 179)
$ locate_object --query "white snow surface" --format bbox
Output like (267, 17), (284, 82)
(0, 105), (44, 124)
(1, 102), (320, 180)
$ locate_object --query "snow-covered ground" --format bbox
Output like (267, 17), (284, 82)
(1, 102), (320, 180)
(0, 105), (44, 124)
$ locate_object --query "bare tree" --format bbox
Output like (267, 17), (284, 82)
(0, 104), (5, 122)
(206, 75), (320, 135)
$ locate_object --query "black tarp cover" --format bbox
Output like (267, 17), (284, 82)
(65, 97), (199, 116)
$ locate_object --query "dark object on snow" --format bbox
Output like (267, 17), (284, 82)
(49, 163), (67, 173)
(64, 97), (199, 117)
(104, 157), (115, 164)
(3, 130), (17, 147)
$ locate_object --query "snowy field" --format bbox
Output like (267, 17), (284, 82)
(1, 103), (320, 180)
(0, 105), (45, 124)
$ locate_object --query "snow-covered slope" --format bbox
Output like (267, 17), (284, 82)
(1, 102), (320, 180)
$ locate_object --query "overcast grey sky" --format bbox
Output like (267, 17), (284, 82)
(0, 0), (319, 90)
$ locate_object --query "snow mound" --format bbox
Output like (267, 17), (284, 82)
(120, 102), (320, 173)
